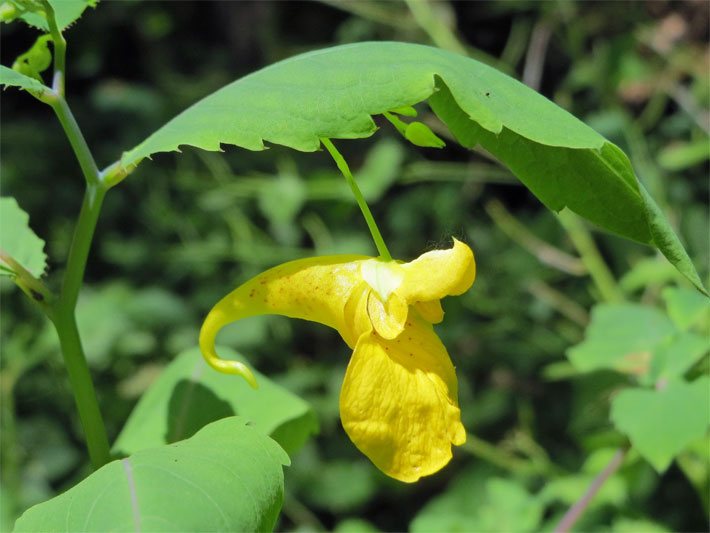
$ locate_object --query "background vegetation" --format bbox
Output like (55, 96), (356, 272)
(1, 1), (708, 531)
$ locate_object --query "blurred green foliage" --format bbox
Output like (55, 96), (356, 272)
(1, 1), (708, 531)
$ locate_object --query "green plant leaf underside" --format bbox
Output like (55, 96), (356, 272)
(113, 346), (318, 457)
(0, 197), (47, 278)
(14, 417), (289, 532)
(120, 42), (704, 293)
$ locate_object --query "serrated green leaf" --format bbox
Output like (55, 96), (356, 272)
(0, 65), (49, 98)
(610, 377), (710, 472)
(662, 286), (710, 331)
(0, 197), (47, 278)
(121, 42), (604, 169)
(113, 346), (318, 457)
(14, 417), (289, 532)
(119, 42), (703, 292)
(567, 304), (676, 376)
(18, 0), (95, 31)
(1, 0), (42, 24)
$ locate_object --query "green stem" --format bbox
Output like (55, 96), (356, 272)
(321, 138), (392, 260)
(51, 310), (111, 468)
(46, 86), (111, 467)
(50, 184), (111, 469)
(382, 111), (408, 135)
(41, 0), (66, 96)
(20, 5), (111, 469)
(557, 210), (624, 303)
(59, 185), (106, 310)
(49, 96), (100, 187)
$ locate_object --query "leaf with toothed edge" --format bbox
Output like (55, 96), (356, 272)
(121, 42), (604, 167)
(0, 196), (47, 279)
(17, 0), (96, 31)
(14, 417), (289, 532)
(0, 65), (50, 98)
(119, 41), (705, 293)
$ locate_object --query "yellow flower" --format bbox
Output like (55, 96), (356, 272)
(199, 238), (476, 482)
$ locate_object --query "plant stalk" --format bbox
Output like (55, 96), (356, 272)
(41, 0), (66, 96)
(45, 86), (111, 468)
(14, 2), (113, 470)
(51, 310), (111, 468)
(59, 185), (106, 310)
(557, 210), (624, 303)
(50, 183), (111, 469)
(554, 447), (627, 533)
(321, 138), (392, 260)
(50, 96), (100, 187)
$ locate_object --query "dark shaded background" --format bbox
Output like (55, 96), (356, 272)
(2, 1), (708, 531)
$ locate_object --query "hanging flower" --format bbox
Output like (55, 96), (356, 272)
(199, 238), (476, 482)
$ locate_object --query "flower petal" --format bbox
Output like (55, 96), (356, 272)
(200, 255), (370, 385)
(414, 300), (444, 324)
(397, 238), (476, 303)
(339, 317), (466, 482)
(361, 259), (404, 301)
(366, 291), (408, 340)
